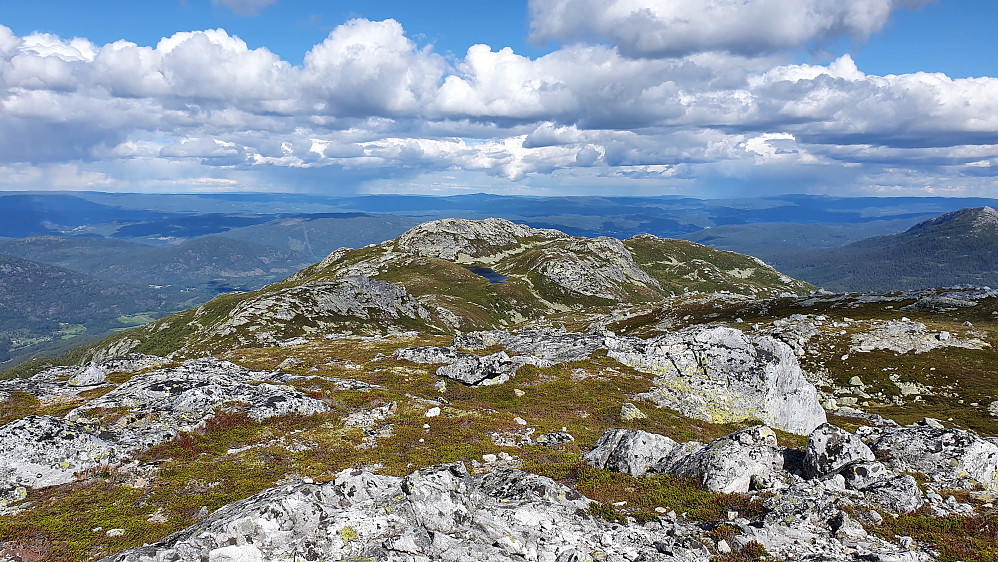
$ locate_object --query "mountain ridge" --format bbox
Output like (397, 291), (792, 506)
(770, 206), (998, 292)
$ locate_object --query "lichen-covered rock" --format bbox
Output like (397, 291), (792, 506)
(535, 432), (574, 446)
(839, 460), (890, 490)
(394, 346), (471, 364)
(102, 462), (686, 562)
(803, 423), (876, 479)
(533, 237), (662, 301)
(394, 345), (537, 386)
(863, 474), (925, 513)
(0, 415), (131, 491)
(668, 426), (785, 493)
(620, 402), (647, 421)
(0, 354), (167, 401)
(67, 358), (328, 438)
(437, 351), (533, 386)
(69, 354), (168, 387)
(201, 275), (435, 347)
(454, 330), (606, 364)
(609, 325), (826, 435)
(872, 424), (998, 490)
(583, 428), (679, 477)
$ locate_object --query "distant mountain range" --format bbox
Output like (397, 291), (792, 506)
(768, 207), (998, 292)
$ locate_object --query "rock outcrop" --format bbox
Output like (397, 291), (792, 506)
(609, 326), (826, 434)
(0, 415), (131, 491)
(202, 275), (435, 347)
(103, 462), (694, 562)
(871, 424), (998, 490)
(67, 358), (328, 439)
(395, 218), (563, 262)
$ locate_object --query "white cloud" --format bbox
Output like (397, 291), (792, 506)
(0, 18), (995, 197)
(302, 19), (446, 116)
(529, 0), (934, 57)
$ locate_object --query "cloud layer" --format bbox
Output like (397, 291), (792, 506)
(529, 0), (934, 57)
(0, 5), (995, 196)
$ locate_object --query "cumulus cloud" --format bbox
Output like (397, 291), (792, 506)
(0, 18), (995, 196)
(528, 0), (934, 58)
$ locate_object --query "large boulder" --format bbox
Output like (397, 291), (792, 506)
(871, 424), (998, 490)
(583, 428), (680, 477)
(668, 425), (785, 493)
(863, 474), (925, 513)
(609, 326), (827, 435)
(802, 423), (876, 479)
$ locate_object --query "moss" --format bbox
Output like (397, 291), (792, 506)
(868, 512), (998, 562)
(528, 460), (767, 523)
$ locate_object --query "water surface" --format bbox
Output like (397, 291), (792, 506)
(465, 266), (508, 284)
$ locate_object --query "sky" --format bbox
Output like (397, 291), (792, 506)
(0, 0), (996, 198)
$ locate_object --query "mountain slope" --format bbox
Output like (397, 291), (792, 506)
(0, 254), (192, 364)
(772, 207), (998, 292)
(76, 218), (812, 360)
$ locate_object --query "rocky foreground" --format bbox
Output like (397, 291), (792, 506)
(1, 218), (997, 561)
(1, 326), (996, 561)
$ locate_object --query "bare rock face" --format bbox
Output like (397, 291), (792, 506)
(802, 423), (876, 479)
(872, 424), (998, 490)
(609, 325), (827, 435)
(394, 346), (539, 386)
(395, 218), (563, 262)
(668, 426), (785, 494)
(204, 275), (434, 347)
(534, 237), (662, 302)
(583, 428), (680, 477)
(0, 415), (131, 491)
(102, 462), (691, 562)
(66, 358), (328, 441)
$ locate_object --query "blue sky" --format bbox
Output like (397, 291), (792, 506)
(0, 0), (996, 197)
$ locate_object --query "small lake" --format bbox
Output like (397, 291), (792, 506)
(465, 266), (508, 284)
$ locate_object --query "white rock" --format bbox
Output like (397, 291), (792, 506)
(610, 326), (826, 434)
(424, 407), (441, 418)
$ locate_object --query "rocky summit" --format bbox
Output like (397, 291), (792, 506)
(2, 218), (998, 562)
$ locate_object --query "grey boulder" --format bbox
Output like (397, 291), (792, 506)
(609, 326), (826, 435)
(872, 424), (998, 490)
(583, 428), (680, 477)
(669, 425), (785, 493)
(803, 423), (876, 479)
